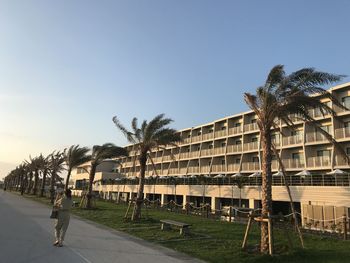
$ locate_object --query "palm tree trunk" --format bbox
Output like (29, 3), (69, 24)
(65, 168), (72, 191)
(132, 153), (147, 221)
(32, 170), (39, 195)
(86, 165), (96, 209)
(40, 170), (47, 197)
(26, 172), (33, 194)
(20, 174), (27, 195)
(50, 171), (56, 204)
(261, 131), (273, 254)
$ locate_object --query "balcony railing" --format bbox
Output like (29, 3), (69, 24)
(243, 141), (259, 151)
(200, 166), (210, 173)
(211, 164), (226, 172)
(307, 156), (331, 168)
(215, 130), (227, 138)
(306, 132), (328, 143)
(213, 147), (226, 155)
(180, 152), (191, 159)
(179, 167), (187, 174)
(227, 164), (240, 172)
(191, 135), (202, 143)
(201, 148), (214, 157)
(334, 127), (350, 140)
(283, 135), (303, 146)
(190, 151), (200, 158)
(168, 168), (179, 174)
(241, 162), (260, 171)
(282, 159), (305, 169)
(334, 155), (349, 166)
(188, 166), (200, 173)
(202, 133), (214, 140)
(163, 155), (172, 161)
(182, 137), (191, 144)
(228, 126), (242, 135)
(244, 123), (259, 132)
(227, 144), (242, 153)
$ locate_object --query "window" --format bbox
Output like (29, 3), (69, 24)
(235, 140), (242, 145)
(209, 144), (213, 149)
(221, 142), (226, 147)
(221, 159), (226, 165)
(317, 150), (331, 157)
(320, 125), (331, 133)
(197, 146), (201, 151)
(187, 134), (191, 138)
(251, 119), (257, 124)
(235, 158), (240, 164)
(292, 153), (301, 160)
(208, 161), (211, 166)
(252, 156), (259, 163)
(291, 130), (301, 137)
(344, 122), (350, 128)
(198, 131), (202, 136)
(251, 137), (258, 142)
(342, 96), (350, 109)
(346, 147), (350, 155)
(235, 123), (241, 127)
(221, 126), (226, 130)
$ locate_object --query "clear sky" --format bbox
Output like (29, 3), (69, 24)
(1, 0), (350, 179)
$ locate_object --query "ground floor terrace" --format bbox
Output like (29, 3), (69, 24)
(72, 176), (350, 232)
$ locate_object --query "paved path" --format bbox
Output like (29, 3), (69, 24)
(0, 191), (204, 263)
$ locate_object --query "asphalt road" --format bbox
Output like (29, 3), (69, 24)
(0, 191), (203, 263)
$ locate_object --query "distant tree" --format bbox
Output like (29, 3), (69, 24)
(64, 145), (91, 191)
(84, 143), (127, 209)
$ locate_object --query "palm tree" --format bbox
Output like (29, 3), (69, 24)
(64, 145), (91, 191)
(244, 65), (345, 253)
(85, 143), (127, 209)
(113, 114), (181, 221)
(48, 152), (65, 204)
(39, 154), (51, 197)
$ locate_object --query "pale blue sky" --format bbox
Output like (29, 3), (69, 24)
(1, 0), (350, 179)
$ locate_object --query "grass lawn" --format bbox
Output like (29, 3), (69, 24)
(20, 193), (350, 263)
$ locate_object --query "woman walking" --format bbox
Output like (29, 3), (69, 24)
(53, 189), (73, 247)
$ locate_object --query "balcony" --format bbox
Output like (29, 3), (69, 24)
(191, 135), (202, 143)
(282, 159), (305, 169)
(189, 151), (200, 158)
(334, 155), (349, 166)
(211, 164), (226, 173)
(227, 164), (240, 172)
(241, 162), (260, 171)
(214, 130), (227, 138)
(201, 148), (214, 157)
(213, 147), (226, 155)
(180, 152), (191, 159)
(200, 166), (210, 173)
(179, 167), (187, 174)
(227, 144), (242, 153)
(228, 126), (242, 135)
(282, 135), (303, 146)
(163, 155), (172, 161)
(307, 156), (331, 168)
(243, 141), (259, 151)
(334, 127), (350, 140)
(168, 168), (179, 174)
(188, 166), (200, 173)
(202, 133), (214, 141)
(306, 132), (328, 143)
(244, 123), (259, 132)
(182, 137), (191, 144)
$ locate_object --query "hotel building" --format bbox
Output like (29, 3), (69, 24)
(72, 82), (350, 228)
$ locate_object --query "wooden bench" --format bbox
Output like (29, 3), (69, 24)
(160, 219), (191, 235)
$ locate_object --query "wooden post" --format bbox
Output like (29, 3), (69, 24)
(343, 214), (348, 240)
(206, 204), (210, 218)
(242, 211), (253, 250)
(268, 212), (273, 256)
(229, 206), (232, 222)
(186, 202), (190, 215)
